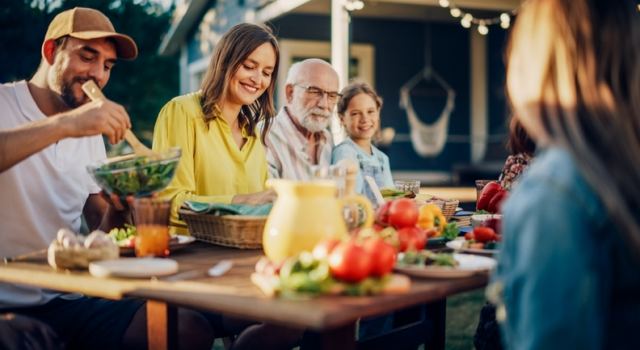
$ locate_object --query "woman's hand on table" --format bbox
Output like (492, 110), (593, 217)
(231, 189), (277, 205)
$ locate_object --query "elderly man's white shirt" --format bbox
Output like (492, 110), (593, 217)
(263, 107), (333, 180)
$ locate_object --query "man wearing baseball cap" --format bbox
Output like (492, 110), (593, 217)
(0, 8), (215, 350)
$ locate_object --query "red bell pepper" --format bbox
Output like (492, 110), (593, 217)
(487, 190), (508, 214)
(477, 181), (503, 211)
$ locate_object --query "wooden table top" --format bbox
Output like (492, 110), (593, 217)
(0, 242), (487, 331)
(420, 187), (477, 203)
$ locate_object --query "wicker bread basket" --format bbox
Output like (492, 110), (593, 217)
(427, 198), (459, 220)
(178, 209), (265, 249)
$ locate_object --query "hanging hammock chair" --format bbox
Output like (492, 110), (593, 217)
(399, 67), (456, 158)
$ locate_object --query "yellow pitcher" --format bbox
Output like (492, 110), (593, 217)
(262, 179), (374, 263)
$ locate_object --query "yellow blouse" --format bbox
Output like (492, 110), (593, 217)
(152, 92), (268, 233)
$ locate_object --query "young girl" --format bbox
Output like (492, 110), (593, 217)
(491, 0), (640, 348)
(332, 82), (393, 202)
(153, 23), (279, 234)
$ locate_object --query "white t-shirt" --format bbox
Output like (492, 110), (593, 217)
(0, 81), (106, 308)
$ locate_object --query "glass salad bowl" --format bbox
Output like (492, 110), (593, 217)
(87, 147), (181, 198)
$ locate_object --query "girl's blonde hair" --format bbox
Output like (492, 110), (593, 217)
(507, 0), (640, 255)
(200, 23), (280, 144)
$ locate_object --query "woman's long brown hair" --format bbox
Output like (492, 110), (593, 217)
(507, 0), (640, 255)
(199, 23), (280, 144)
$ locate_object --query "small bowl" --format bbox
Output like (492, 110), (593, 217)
(87, 147), (181, 197)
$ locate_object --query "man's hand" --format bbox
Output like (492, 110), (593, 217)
(231, 189), (277, 205)
(58, 99), (131, 144)
(84, 192), (135, 232)
(99, 191), (135, 212)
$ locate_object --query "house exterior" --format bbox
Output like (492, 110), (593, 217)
(159, 0), (522, 185)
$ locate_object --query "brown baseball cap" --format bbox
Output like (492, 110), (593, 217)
(44, 7), (138, 60)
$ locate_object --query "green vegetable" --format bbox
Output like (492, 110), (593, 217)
(442, 222), (460, 240)
(399, 251), (458, 267)
(108, 224), (137, 243)
(89, 149), (180, 197)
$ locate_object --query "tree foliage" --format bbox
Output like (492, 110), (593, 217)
(0, 0), (178, 144)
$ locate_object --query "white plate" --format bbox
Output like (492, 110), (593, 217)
(395, 253), (496, 278)
(89, 258), (179, 278)
(119, 235), (196, 256)
(446, 238), (499, 255)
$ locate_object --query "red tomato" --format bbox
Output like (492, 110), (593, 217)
(375, 201), (392, 226)
(329, 241), (372, 283)
(473, 227), (497, 243)
(464, 231), (475, 241)
(388, 199), (419, 229)
(312, 238), (342, 260)
(363, 237), (396, 277)
(397, 226), (426, 252)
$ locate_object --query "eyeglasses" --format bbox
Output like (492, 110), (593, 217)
(294, 84), (342, 103)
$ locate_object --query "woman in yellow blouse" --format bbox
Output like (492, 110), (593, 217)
(153, 23), (279, 234)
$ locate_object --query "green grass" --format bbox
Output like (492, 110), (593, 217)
(445, 289), (486, 350)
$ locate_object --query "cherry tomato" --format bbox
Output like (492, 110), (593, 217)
(312, 238), (342, 260)
(329, 240), (372, 283)
(464, 231), (475, 241)
(388, 199), (419, 229)
(363, 237), (396, 277)
(397, 226), (426, 252)
(473, 227), (497, 243)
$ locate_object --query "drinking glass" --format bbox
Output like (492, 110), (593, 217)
(132, 198), (171, 257)
(312, 164), (347, 197)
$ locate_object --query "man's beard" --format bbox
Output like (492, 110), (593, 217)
(59, 77), (92, 108)
(54, 66), (88, 108)
(290, 103), (332, 133)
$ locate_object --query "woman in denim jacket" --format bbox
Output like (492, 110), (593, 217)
(489, 1), (640, 349)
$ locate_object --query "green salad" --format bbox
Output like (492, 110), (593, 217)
(399, 251), (458, 267)
(88, 148), (180, 197)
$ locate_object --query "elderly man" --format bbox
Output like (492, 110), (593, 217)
(0, 8), (214, 350)
(264, 58), (340, 180)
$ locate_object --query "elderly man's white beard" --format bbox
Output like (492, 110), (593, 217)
(289, 103), (332, 133)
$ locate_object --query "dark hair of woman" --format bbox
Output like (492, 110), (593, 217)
(200, 23), (280, 144)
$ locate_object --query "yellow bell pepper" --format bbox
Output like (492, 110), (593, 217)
(417, 204), (447, 236)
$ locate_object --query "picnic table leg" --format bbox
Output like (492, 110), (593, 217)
(301, 323), (356, 350)
(424, 299), (447, 350)
(146, 300), (178, 350)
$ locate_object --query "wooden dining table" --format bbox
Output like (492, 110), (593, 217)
(0, 242), (488, 350)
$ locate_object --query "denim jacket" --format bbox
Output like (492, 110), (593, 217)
(490, 147), (640, 350)
(331, 138), (394, 203)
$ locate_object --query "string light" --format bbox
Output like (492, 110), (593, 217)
(461, 13), (473, 28)
(478, 21), (489, 35)
(441, 1), (518, 33)
(344, 0), (364, 12)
